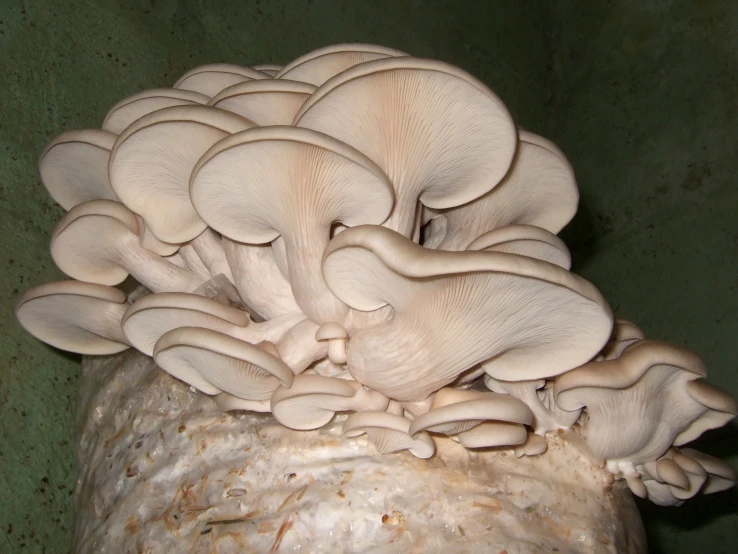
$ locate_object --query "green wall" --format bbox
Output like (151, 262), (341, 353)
(0, 1), (735, 552)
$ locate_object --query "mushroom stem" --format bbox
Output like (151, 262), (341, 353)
(177, 244), (212, 281)
(276, 318), (329, 374)
(190, 228), (235, 283)
(327, 339), (348, 365)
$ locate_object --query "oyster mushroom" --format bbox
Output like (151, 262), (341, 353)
(322, 225), (612, 401)
(295, 56), (517, 237)
(251, 64), (282, 76)
(190, 125), (394, 324)
(315, 322), (348, 365)
(466, 224), (572, 269)
(215, 392), (271, 413)
(424, 133), (578, 250)
(15, 281), (130, 355)
(599, 319), (646, 360)
(173, 63), (270, 96)
(50, 200), (204, 292)
(276, 43), (408, 86)
(554, 340), (737, 473)
(39, 129), (119, 209)
(209, 79), (316, 125)
(270, 374), (389, 430)
(153, 327), (293, 399)
(342, 411), (435, 459)
(102, 88), (209, 133)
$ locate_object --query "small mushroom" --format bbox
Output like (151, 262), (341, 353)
(50, 200), (204, 292)
(121, 292), (305, 356)
(154, 327), (293, 399)
(342, 411), (435, 459)
(295, 57), (517, 237)
(209, 79), (316, 125)
(466, 224), (572, 269)
(513, 433), (549, 458)
(15, 281), (130, 355)
(39, 129), (119, 209)
(109, 105), (255, 244)
(173, 63), (270, 96)
(190, 125), (394, 324)
(554, 340), (737, 470)
(322, 225), (612, 400)
(102, 88), (209, 133)
(276, 43), (408, 86)
(679, 448), (737, 494)
(424, 133), (578, 250)
(636, 448), (709, 505)
(315, 322), (348, 365)
(270, 374), (389, 430)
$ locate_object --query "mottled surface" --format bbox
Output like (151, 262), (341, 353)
(74, 350), (644, 554)
(1, 1), (736, 553)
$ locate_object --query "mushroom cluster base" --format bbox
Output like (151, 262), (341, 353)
(74, 349), (646, 553)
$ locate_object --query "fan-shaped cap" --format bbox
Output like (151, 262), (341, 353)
(600, 319), (645, 360)
(102, 88), (209, 133)
(426, 134), (578, 250)
(122, 292), (303, 356)
(39, 129), (119, 210)
(322, 225), (612, 400)
(270, 374), (389, 430)
(109, 105), (256, 243)
(15, 280), (130, 355)
(680, 448), (737, 494)
(276, 43), (408, 86)
(554, 341), (735, 465)
(154, 327), (293, 399)
(209, 79), (316, 125)
(191, 126), (394, 324)
(295, 57), (517, 237)
(174, 63), (270, 96)
(466, 224), (572, 269)
(457, 422), (529, 449)
(513, 434), (549, 458)
(342, 411), (435, 459)
(408, 387), (532, 438)
(50, 200), (202, 292)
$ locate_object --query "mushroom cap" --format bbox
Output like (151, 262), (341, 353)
(15, 280), (130, 355)
(39, 129), (119, 210)
(174, 63), (270, 96)
(457, 421), (529, 449)
(251, 64), (283, 76)
(121, 292), (251, 356)
(154, 327), (293, 399)
(466, 224), (572, 269)
(295, 57), (517, 236)
(190, 125), (394, 324)
(408, 389), (532, 437)
(50, 199), (140, 285)
(517, 128), (568, 161)
(600, 319), (646, 360)
(680, 448), (737, 494)
(427, 136), (578, 250)
(674, 379), (738, 445)
(214, 392), (271, 412)
(270, 374), (389, 430)
(342, 410), (435, 458)
(276, 43), (408, 86)
(109, 105), (256, 243)
(102, 88), (209, 133)
(209, 79), (316, 126)
(322, 225), (612, 400)
(315, 322), (348, 341)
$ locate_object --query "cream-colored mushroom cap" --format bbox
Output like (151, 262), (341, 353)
(276, 43), (407, 86)
(209, 79), (316, 125)
(342, 411), (435, 459)
(425, 134), (578, 250)
(109, 105), (256, 243)
(174, 63), (270, 96)
(102, 88), (209, 133)
(50, 200), (202, 292)
(517, 128), (568, 161)
(15, 280), (130, 355)
(322, 225), (612, 400)
(251, 64), (283, 76)
(600, 319), (646, 360)
(466, 224), (572, 269)
(190, 126), (394, 324)
(554, 340), (735, 465)
(295, 57), (517, 237)
(214, 392), (271, 413)
(270, 374), (389, 430)
(39, 129), (119, 209)
(154, 327), (293, 400)
(680, 448), (737, 494)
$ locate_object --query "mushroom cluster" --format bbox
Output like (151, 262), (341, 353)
(16, 44), (736, 506)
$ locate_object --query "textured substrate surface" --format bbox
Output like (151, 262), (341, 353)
(74, 349), (646, 553)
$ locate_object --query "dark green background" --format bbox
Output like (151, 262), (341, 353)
(1, 1), (736, 552)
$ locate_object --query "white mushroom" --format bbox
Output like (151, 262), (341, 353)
(214, 392), (271, 413)
(15, 281), (130, 355)
(50, 200), (204, 292)
(295, 57), (517, 237)
(342, 411), (435, 459)
(250, 64), (283, 77)
(315, 322), (348, 365)
(322, 225), (612, 400)
(466, 224), (572, 269)
(270, 374), (389, 430)
(209, 79), (316, 125)
(599, 319), (646, 360)
(173, 63), (270, 96)
(190, 125), (394, 324)
(102, 88), (209, 133)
